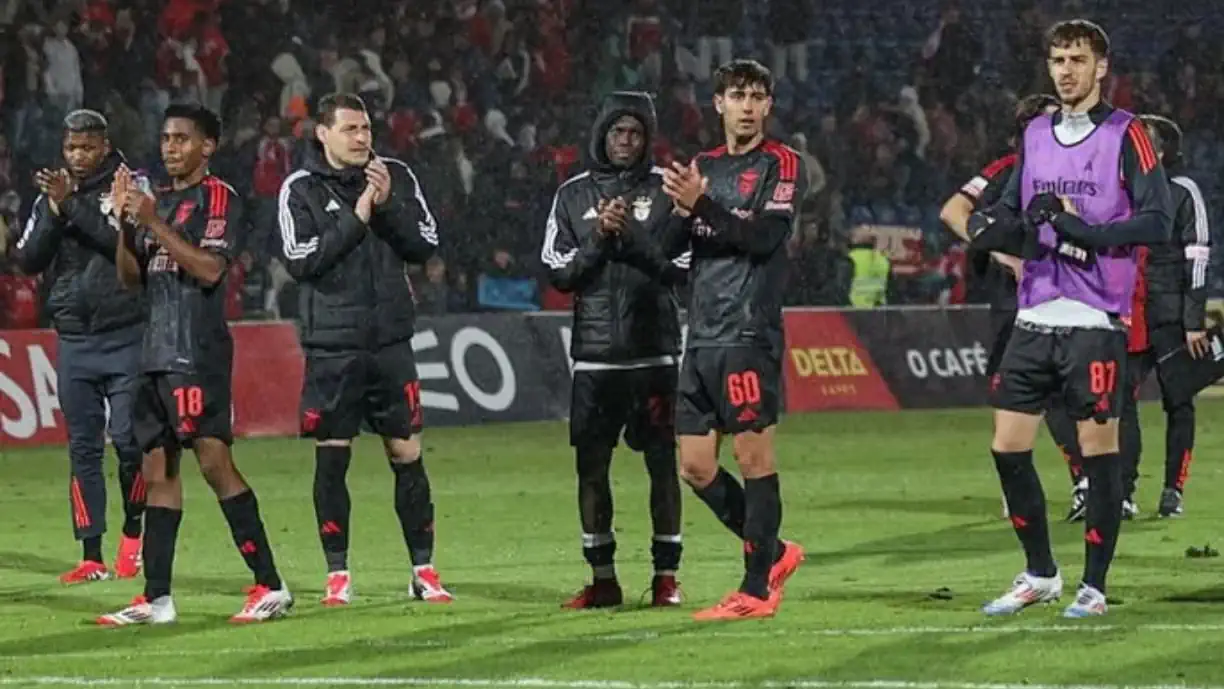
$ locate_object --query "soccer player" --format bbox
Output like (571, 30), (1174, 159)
(12, 109), (145, 583)
(967, 20), (1172, 618)
(1115, 114), (1210, 518)
(541, 91), (688, 609)
(97, 104), (292, 625)
(661, 59), (806, 621)
(939, 94), (1085, 521)
(277, 93), (451, 605)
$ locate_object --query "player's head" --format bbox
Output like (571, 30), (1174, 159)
(594, 91), (656, 170)
(713, 59), (774, 141)
(61, 109), (110, 180)
(316, 93), (373, 168)
(1011, 93), (1059, 148)
(1139, 114), (1183, 169)
(1045, 20), (1110, 107)
(161, 103), (220, 180)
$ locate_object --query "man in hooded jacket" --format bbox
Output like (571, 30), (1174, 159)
(12, 109), (146, 583)
(540, 91), (690, 609)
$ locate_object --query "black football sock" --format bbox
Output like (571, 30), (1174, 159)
(1082, 453), (1124, 592)
(651, 535), (682, 575)
(1165, 403), (1195, 491)
(693, 467), (746, 539)
(582, 533), (617, 581)
(142, 506), (182, 600)
(219, 490), (283, 590)
(739, 474), (782, 600)
(391, 458), (435, 567)
(83, 535), (103, 564)
(118, 449), (145, 538)
(993, 450), (1057, 577)
(313, 445), (352, 572)
(645, 446), (682, 574)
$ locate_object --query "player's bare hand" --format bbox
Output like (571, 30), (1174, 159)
(662, 161), (707, 212)
(123, 190), (158, 227)
(365, 158), (392, 205)
(1186, 330), (1211, 359)
(1058, 196), (1078, 216)
(597, 197), (628, 235)
(35, 169), (73, 208)
(355, 184), (376, 223)
(110, 165), (132, 220)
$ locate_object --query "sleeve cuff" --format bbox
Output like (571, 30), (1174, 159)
(691, 195), (716, 219)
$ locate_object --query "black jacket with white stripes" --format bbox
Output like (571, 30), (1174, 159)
(277, 143), (438, 351)
(1140, 174), (1211, 331)
(540, 91), (687, 364)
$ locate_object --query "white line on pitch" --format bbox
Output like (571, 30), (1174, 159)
(3, 678), (1224, 689)
(2, 622), (1223, 663)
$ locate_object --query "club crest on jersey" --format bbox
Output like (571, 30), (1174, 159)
(205, 219), (226, 239)
(633, 196), (652, 221)
(173, 200), (196, 226)
(738, 168), (760, 197)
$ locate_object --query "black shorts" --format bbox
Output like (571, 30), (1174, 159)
(133, 369), (233, 453)
(991, 321), (1127, 422)
(676, 347), (781, 436)
(986, 308), (1017, 378)
(570, 365), (677, 451)
(300, 340), (422, 441)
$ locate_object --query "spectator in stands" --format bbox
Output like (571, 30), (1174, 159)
(478, 247), (538, 311)
(415, 256), (458, 316)
(920, 0), (981, 108)
(768, 0), (810, 84)
(690, 0), (738, 82)
(43, 19), (82, 114)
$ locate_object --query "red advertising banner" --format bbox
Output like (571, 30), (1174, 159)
(781, 310), (900, 412)
(0, 329), (61, 447)
(0, 325), (304, 448)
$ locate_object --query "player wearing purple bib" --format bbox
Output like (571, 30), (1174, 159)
(965, 20), (1172, 618)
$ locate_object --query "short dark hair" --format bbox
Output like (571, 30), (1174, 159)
(713, 59), (774, 97)
(163, 103), (221, 142)
(1139, 114), (1182, 168)
(317, 93), (368, 127)
(1046, 19), (1110, 58)
(63, 109), (108, 134)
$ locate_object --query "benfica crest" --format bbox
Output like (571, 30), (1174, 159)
(738, 168), (760, 197)
(633, 196), (652, 221)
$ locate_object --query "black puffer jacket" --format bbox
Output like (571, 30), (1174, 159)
(277, 142), (438, 351)
(13, 152), (144, 335)
(540, 91), (687, 363)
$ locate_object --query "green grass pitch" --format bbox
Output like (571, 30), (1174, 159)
(1, 403), (1223, 688)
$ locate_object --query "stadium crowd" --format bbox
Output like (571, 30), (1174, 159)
(0, 0), (1221, 327)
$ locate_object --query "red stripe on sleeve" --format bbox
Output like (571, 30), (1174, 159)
(763, 141), (799, 182)
(203, 177), (229, 218)
(980, 153), (1017, 181)
(1126, 121), (1158, 173)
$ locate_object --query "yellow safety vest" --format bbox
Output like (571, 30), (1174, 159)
(849, 248), (889, 308)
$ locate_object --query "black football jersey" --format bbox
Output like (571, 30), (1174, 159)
(685, 140), (807, 354)
(136, 175), (244, 374)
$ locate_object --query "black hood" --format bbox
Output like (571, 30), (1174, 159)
(588, 91), (657, 182)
